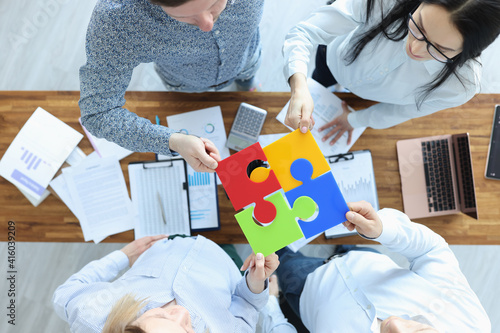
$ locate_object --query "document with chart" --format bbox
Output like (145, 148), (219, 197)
(186, 165), (220, 231)
(325, 150), (379, 238)
(128, 160), (191, 238)
(0, 107), (83, 199)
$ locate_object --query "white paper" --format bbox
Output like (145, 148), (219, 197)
(276, 78), (366, 156)
(63, 156), (135, 242)
(17, 186), (50, 207)
(65, 146), (87, 166)
(258, 133), (287, 148)
(325, 151), (379, 238)
(186, 165), (219, 231)
(166, 106), (231, 160)
(79, 119), (133, 160)
(129, 161), (191, 238)
(0, 107), (83, 199)
(287, 232), (323, 252)
(49, 173), (81, 221)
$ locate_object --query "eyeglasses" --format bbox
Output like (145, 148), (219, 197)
(407, 12), (454, 64)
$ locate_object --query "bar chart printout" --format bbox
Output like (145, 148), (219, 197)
(325, 150), (379, 238)
(187, 166), (219, 231)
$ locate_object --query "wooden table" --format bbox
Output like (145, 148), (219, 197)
(1, 91), (499, 244)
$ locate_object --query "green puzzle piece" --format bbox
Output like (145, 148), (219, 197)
(235, 191), (316, 257)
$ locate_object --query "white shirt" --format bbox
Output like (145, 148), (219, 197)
(299, 209), (491, 332)
(53, 236), (269, 333)
(283, 0), (481, 129)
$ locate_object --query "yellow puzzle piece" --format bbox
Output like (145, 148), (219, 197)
(262, 129), (330, 192)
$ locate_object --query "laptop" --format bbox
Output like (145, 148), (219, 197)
(396, 133), (478, 219)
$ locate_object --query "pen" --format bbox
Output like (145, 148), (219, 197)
(157, 192), (168, 225)
(155, 115), (161, 126)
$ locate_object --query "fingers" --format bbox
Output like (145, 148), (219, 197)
(194, 148), (218, 171)
(347, 129), (353, 145)
(328, 128), (346, 146)
(318, 119), (337, 133)
(253, 253), (265, 279)
(201, 138), (221, 161)
(240, 253), (254, 271)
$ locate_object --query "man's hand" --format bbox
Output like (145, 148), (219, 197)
(318, 100), (354, 145)
(169, 133), (221, 172)
(343, 201), (383, 239)
(120, 234), (169, 267)
(240, 252), (279, 294)
(285, 73), (315, 133)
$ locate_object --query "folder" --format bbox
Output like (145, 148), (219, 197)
(128, 159), (191, 238)
(324, 150), (379, 239)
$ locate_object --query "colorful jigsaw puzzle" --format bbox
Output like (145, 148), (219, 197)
(216, 129), (349, 256)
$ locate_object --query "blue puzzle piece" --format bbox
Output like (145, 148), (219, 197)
(284, 158), (349, 238)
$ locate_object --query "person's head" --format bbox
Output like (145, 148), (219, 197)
(347, 0), (500, 105)
(150, 0), (229, 32)
(380, 316), (439, 333)
(409, 0), (500, 65)
(102, 294), (195, 333)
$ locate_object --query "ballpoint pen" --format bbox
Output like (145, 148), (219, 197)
(157, 192), (168, 225)
(155, 115), (161, 126)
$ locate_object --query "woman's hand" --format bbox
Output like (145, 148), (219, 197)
(241, 252), (279, 294)
(318, 100), (354, 145)
(343, 201), (383, 239)
(169, 133), (221, 172)
(120, 234), (169, 267)
(285, 73), (315, 133)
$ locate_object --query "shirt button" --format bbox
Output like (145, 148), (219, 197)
(367, 305), (372, 310)
(214, 30), (220, 35)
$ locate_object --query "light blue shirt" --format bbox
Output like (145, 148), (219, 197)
(299, 209), (491, 332)
(53, 236), (269, 333)
(283, 0), (481, 129)
(79, 0), (263, 155)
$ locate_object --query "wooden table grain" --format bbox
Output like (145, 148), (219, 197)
(1, 91), (499, 244)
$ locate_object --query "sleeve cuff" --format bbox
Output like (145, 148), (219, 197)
(236, 271), (269, 311)
(372, 208), (404, 245)
(284, 60), (309, 84)
(347, 109), (367, 128)
(109, 250), (130, 271)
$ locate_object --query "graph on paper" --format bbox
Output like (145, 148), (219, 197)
(186, 166), (219, 231)
(325, 150), (379, 238)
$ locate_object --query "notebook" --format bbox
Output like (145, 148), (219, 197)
(396, 133), (477, 219)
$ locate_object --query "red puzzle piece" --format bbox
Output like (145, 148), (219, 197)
(216, 142), (282, 223)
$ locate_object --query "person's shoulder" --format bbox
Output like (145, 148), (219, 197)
(92, 0), (155, 22)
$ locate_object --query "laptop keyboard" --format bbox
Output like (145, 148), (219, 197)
(422, 140), (455, 212)
(456, 136), (476, 209)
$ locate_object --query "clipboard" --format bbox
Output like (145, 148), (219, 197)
(145, 156), (220, 232)
(185, 164), (220, 232)
(128, 159), (191, 238)
(324, 150), (379, 239)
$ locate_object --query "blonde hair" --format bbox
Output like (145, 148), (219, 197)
(102, 294), (148, 333)
(102, 293), (210, 333)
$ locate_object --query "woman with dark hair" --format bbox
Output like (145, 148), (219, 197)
(283, 0), (500, 145)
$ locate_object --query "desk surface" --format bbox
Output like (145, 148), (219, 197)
(1, 91), (499, 244)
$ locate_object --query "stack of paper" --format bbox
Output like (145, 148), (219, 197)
(0, 107), (83, 202)
(50, 153), (135, 243)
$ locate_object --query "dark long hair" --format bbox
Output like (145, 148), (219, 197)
(346, 0), (500, 107)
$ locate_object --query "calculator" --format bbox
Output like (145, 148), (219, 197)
(226, 102), (267, 151)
